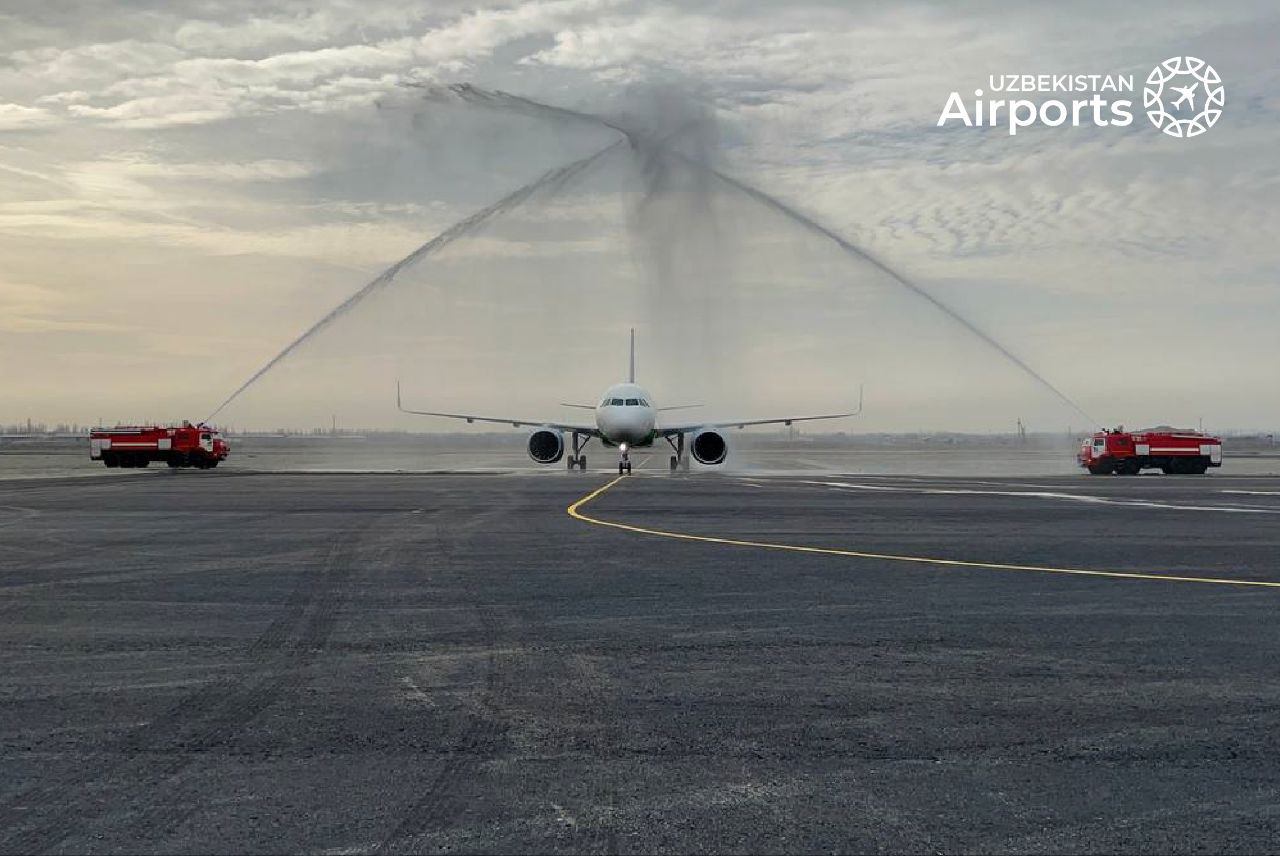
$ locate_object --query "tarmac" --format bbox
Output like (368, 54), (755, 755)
(3, 468), (1280, 853)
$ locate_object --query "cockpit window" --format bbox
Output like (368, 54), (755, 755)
(609, 398), (624, 406)
(624, 398), (639, 406)
(638, 399), (648, 406)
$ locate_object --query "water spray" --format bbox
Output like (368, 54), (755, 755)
(429, 84), (1093, 423)
(205, 138), (623, 421)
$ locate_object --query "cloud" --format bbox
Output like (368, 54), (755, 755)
(32, 0), (617, 129)
(0, 103), (58, 129)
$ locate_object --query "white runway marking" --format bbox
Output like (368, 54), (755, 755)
(806, 481), (1280, 514)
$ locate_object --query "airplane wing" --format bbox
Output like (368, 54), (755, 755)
(398, 383), (599, 434)
(658, 385), (862, 435)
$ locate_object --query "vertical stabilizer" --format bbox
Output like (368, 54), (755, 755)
(629, 328), (635, 383)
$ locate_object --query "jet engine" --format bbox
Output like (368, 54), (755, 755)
(690, 429), (728, 466)
(527, 429), (564, 464)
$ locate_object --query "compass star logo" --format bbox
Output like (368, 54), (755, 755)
(1144, 56), (1224, 138)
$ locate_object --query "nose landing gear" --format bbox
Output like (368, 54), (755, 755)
(618, 444), (632, 475)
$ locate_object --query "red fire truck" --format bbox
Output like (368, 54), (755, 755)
(89, 423), (229, 469)
(1077, 426), (1222, 475)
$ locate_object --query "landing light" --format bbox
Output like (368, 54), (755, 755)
(620, 443), (628, 452)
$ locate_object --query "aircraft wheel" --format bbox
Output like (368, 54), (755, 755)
(577, 455), (586, 470)
(567, 456), (576, 470)
(670, 455), (678, 471)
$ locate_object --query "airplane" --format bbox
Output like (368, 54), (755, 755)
(396, 329), (862, 474)
(1170, 84), (1198, 111)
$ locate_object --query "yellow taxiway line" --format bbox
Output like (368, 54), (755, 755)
(567, 475), (1280, 589)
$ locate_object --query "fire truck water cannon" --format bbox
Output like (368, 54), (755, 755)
(1077, 426), (1221, 475)
(89, 422), (229, 469)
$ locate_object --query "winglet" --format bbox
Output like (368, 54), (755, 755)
(395, 378), (402, 411)
(853, 383), (864, 416)
(628, 327), (635, 383)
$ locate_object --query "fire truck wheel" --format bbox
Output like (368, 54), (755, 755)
(137, 458), (150, 468)
(1087, 464), (1112, 475)
(103, 454), (118, 468)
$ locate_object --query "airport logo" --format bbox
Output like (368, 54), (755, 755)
(1143, 56), (1224, 138)
(937, 57), (1224, 138)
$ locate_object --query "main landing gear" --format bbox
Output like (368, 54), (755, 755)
(618, 443), (632, 476)
(566, 431), (589, 471)
(665, 433), (689, 472)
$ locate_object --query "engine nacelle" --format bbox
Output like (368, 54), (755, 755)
(690, 429), (728, 466)
(527, 429), (564, 464)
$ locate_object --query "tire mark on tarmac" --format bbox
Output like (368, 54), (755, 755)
(563, 651), (621, 854)
(0, 523), (368, 853)
(375, 496), (516, 854)
(0, 505), (41, 528)
(378, 637), (507, 853)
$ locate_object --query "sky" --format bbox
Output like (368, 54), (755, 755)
(1, 0), (1277, 432)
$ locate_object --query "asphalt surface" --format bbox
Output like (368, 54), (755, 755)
(3, 469), (1280, 853)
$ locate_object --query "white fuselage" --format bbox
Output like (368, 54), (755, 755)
(594, 382), (657, 447)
